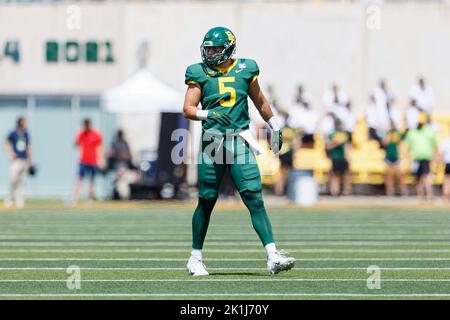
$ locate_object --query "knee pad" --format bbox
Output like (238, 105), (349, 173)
(199, 189), (219, 203)
(241, 190), (264, 209)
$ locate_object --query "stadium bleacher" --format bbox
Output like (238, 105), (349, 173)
(258, 115), (450, 186)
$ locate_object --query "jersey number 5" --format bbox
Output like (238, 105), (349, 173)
(218, 77), (236, 107)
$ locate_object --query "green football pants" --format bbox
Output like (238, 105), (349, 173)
(192, 134), (274, 249)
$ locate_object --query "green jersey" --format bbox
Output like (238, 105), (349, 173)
(384, 129), (402, 162)
(404, 125), (437, 161)
(185, 58), (259, 134)
(328, 130), (349, 160)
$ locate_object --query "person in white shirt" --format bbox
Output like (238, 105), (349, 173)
(322, 84), (348, 111)
(365, 95), (382, 145)
(249, 84), (283, 139)
(406, 99), (420, 131)
(319, 112), (336, 138)
(287, 97), (318, 137)
(334, 101), (357, 137)
(439, 135), (450, 201)
(266, 84), (278, 108)
(373, 79), (394, 109)
(409, 77), (436, 114)
(295, 84), (313, 107)
(386, 102), (403, 132)
(373, 79), (394, 134)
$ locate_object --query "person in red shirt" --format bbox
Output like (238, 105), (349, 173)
(73, 118), (104, 204)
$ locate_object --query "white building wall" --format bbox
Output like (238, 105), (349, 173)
(0, 2), (449, 112)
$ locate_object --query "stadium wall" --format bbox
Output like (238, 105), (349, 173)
(0, 2), (449, 111)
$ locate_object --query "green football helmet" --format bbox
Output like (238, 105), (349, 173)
(200, 26), (236, 67)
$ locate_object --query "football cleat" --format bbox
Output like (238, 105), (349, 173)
(187, 256), (209, 276)
(267, 250), (296, 275)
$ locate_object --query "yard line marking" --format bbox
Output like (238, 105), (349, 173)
(2, 220), (448, 224)
(3, 234), (450, 238)
(2, 236), (450, 240)
(3, 232), (450, 236)
(1, 279), (450, 283)
(1, 267), (450, 271)
(1, 293), (450, 297)
(2, 221), (448, 224)
(1, 241), (450, 246)
(1, 258), (450, 261)
(2, 249), (450, 253)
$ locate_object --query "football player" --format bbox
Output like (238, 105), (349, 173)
(183, 26), (295, 276)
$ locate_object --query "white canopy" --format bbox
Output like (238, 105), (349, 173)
(101, 69), (183, 113)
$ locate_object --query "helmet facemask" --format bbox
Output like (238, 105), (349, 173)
(200, 41), (236, 67)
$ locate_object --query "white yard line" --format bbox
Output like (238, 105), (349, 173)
(1, 249), (450, 253)
(2, 234), (450, 238)
(2, 232), (450, 236)
(1, 267), (450, 271)
(0, 279), (449, 283)
(1, 257), (450, 261)
(1, 222), (449, 226)
(0, 293), (449, 298)
(0, 241), (449, 246)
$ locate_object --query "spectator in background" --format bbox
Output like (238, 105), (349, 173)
(72, 118), (104, 205)
(274, 125), (298, 197)
(325, 118), (352, 196)
(386, 100), (403, 132)
(108, 129), (132, 171)
(382, 122), (408, 197)
(294, 84), (312, 107)
(107, 129), (138, 200)
(366, 94), (383, 145)
(322, 83), (348, 111)
(277, 91), (315, 197)
(249, 84), (283, 138)
(406, 99), (420, 131)
(438, 131), (450, 201)
(373, 79), (394, 111)
(404, 113), (438, 201)
(319, 111), (336, 138)
(4, 117), (31, 209)
(409, 77), (435, 114)
(266, 84), (279, 109)
(334, 101), (357, 142)
(287, 94), (318, 143)
(373, 79), (395, 135)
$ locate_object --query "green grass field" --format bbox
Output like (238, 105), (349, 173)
(0, 202), (450, 299)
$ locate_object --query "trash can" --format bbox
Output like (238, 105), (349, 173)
(288, 169), (318, 206)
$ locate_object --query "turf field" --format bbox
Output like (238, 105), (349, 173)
(0, 202), (450, 299)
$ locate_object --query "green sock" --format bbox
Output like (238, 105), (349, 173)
(240, 190), (274, 246)
(192, 197), (217, 249)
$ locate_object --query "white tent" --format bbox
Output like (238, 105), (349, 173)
(101, 68), (184, 159)
(102, 69), (183, 113)
(101, 69), (200, 185)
